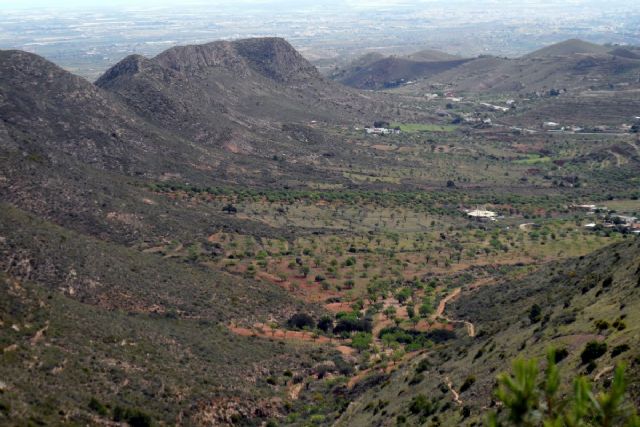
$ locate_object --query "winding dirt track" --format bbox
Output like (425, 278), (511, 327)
(432, 287), (476, 337)
(432, 288), (461, 319)
(445, 376), (463, 405)
(227, 282), (482, 393)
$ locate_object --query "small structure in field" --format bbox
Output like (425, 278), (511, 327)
(365, 127), (400, 135)
(466, 208), (497, 221)
(571, 204), (598, 211)
(364, 121), (401, 135)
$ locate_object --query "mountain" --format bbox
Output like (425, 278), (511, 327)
(608, 47), (640, 60)
(330, 48), (472, 90)
(398, 39), (640, 94)
(525, 38), (609, 58)
(396, 55), (511, 92)
(0, 50), (194, 175)
(405, 48), (462, 62)
(337, 237), (640, 426)
(0, 40), (346, 426)
(95, 37), (383, 149)
(0, 38), (413, 230)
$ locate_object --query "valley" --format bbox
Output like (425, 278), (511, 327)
(1, 33), (639, 427)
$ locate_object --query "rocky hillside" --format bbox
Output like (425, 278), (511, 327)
(333, 39), (640, 94)
(95, 37), (387, 146)
(0, 50), (191, 174)
(524, 38), (610, 58)
(398, 39), (640, 94)
(330, 48), (471, 90)
(337, 237), (640, 426)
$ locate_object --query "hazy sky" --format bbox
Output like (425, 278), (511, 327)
(0, 0), (187, 8)
(0, 0), (633, 10)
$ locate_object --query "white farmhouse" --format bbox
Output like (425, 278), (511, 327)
(466, 209), (498, 221)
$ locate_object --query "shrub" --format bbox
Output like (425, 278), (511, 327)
(594, 319), (610, 331)
(317, 316), (333, 332)
(461, 405), (471, 419)
(409, 394), (438, 416)
(612, 319), (627, 331)
(333, 317), (372, 334)
(460, 375), (476, 393)
(409, 373), (424, 385)
(113, 407), (152, 427)
(553, 347), (569, 363)
(611, 344), (630, 358)
(286, 313), (315, 330)
(333, 355), (354, 376)
(88, 397), (108, 416)
(419, 303), (432, 317)
(528, 304), (542, 323)
(580, 341), (607, 364)
(409, 394), (427, 414)
(309, 414), (325, 424)
(351, 332), (373, 352)
(415, 359), (430, 373)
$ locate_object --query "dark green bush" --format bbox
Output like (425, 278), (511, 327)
(460, 375), (476, 393)
(113, 406), (152, 427)
(612, 344), (630, 358)
(529, 304), (542, 323)
(581, 341), (607, 364)
(286, 313), (315, 330)
(88, 397), (108, 416)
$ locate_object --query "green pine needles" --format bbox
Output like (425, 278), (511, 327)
(489, 348), (639, 427)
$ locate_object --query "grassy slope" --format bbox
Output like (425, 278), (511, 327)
(0, 203), (313, 323)
(0, 272), (332, 425)
(0, 203), (336, 425)
(336, 237), (640, 426)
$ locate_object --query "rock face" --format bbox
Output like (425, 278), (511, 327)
(146, 37), (320, 83)
(94, 37), (373, 149)
(94, 54), (166, 87)
(97, 37), (320, 89)
(0, 49), (163, 171)
(230, 37), (321, 83)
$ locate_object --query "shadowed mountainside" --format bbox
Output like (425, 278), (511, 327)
(334, 39), (640, 94)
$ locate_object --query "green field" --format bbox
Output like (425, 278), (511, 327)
(512, 154), (553, 165)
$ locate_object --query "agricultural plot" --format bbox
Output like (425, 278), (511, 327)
(144, 187), (624, 363)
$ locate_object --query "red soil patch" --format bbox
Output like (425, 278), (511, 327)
(229, 323), (350, 347)
(325, 302), (353, 313)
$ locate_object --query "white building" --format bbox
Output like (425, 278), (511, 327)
(364, 127), (400, 135)
(467, 209), (498, 221)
